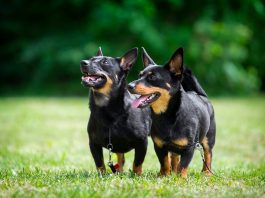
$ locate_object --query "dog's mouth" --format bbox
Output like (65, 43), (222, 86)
(81, 72), (107, 88)
(132, 92), (160, 108)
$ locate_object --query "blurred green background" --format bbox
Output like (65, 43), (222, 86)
(1, 0), (265, 96)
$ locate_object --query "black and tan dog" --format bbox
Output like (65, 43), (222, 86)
(128, 47), (216, 178)
(80, 47), (151, 175)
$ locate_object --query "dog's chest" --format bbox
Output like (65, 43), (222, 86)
(152, 134), (188, 149)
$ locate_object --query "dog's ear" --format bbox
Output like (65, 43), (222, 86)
(142, 47), (155, 68)
(165, 47), (183, 75)
(119, 47), (138, 71)
(96, 47), (103, 56)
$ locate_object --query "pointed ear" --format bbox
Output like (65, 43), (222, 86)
(120, 47), (138, 71)
(165, 47), (183, 75)
(96, 47), (103, 56)
(142, 47), (155, 68)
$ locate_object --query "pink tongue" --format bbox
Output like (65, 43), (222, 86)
(132, 95), (149, 108)
(81, 76), (97, 82)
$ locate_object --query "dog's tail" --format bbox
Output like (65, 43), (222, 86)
(182, 66), (208, 97)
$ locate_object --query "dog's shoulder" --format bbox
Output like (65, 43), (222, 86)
(182, 90), (214, 117)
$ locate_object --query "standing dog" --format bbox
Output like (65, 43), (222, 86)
(80, 47), (151, 175)
(128, 47), (216, 178)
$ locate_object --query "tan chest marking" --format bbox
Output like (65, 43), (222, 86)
(151, 88), (171, 114)
(172, 138), (188, 147)
(152, 136), (165, 148)
(153, 136), (188, 148)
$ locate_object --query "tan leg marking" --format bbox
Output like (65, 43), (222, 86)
(180, 167), (188, 179)
(201, 137), (212, 176)
(160, 153), (171, 176)
(116, 153), (125, 172)
(96, 165), (106, 173)
(133, 163), (142, 175)
(170, 153), (180, 174)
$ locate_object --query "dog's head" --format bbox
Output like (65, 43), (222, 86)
(128, 47), (183, 114)
(80, 47), (138, 105)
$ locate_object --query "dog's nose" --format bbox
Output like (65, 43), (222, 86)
(128, 83), (135, 93)
(80, 60), (90, 67)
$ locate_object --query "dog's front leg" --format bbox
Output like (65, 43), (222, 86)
(133, 139), (148, 175)
(170, 152), (181, 174)
(116, 153), (125, 172)
(89, 143), (106, 174)
(178, 150), (194, 178)
(154, 144), (170, 176)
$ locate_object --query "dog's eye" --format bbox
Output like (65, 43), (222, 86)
(148, 74), (157, 81)
(101, 59), (109, 65)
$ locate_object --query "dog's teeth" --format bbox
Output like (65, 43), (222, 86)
(148, 94), (155, 100)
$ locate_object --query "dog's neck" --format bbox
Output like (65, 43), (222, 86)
(151, 86), (183, 122)
(91, 75), (126, 107)
(89, 81), (127, 124)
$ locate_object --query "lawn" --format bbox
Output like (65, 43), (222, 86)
(0, 96), (264, 197)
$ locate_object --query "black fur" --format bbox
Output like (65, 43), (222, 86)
(182, 67), (208, 97)
(80, 47), (151, 174)
(128, 47), (216, 177)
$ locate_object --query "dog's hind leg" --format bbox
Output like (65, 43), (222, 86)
(116, 153), (125, 172)
(201, 117), (216, 176)
(89, 143), (106, 173)
(201, 137), (212, 176)
(133, 139), (148, 175)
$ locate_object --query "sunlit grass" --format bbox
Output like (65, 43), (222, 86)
(0, 96), (265, 197)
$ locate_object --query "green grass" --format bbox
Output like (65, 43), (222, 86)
(0, 96), (265, 197)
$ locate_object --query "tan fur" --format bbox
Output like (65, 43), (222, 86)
(180, 167), (188, 178)
(133, 163), (142, 175)
(143, 58), (150, 67)
(160, 153), (170, 176)
(152, 136), (164, 148)
(202, 153), (212, 176)
(94, 74), (113, 96)
(96, 166), (106, 173)
(201, 137), (209, 151)
(134, 83), (171, 114)
(116, 153), (125, 172)
(201, 137), (212, 175)
(169, 55), (182, 75)
(151, 88), (171, 114)
(120, 57), (125, 66)
(172, 138), (188, 147)
(170, 153), (180, 174)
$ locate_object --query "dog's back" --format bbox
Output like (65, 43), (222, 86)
(183, 91), (214, 139)
(182, 67), (207, 97)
